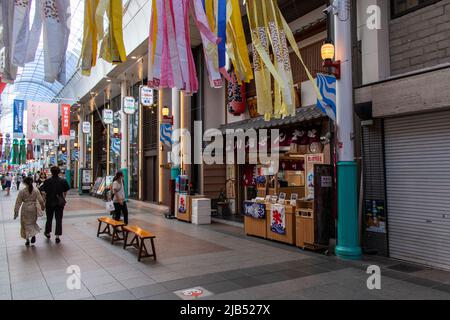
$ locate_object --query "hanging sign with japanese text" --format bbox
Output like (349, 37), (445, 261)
(27, 101), (59, 140)
(123, 97), (136, 114)
(13, 99), (25, 136)
(61, 104), (71, 136)
(82, 121), (91, 134)
(103, 109), (114, 124)
(140, 86), (154, 107)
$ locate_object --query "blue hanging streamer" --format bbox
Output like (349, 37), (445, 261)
(217, 0), (227, 68)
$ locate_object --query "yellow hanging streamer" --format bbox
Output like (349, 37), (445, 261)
(81, 0), (99, 76)
(226, 0), (252, 83)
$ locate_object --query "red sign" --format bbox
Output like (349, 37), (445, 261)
(61, 104), (71, 136)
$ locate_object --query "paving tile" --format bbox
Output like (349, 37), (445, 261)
(88, 282), (126, 296)
(230, 276), (265, 289)
(255, 272), (291, 284)
(53, 288), (93, 300)
(130, 283), (169, 299)
(402, 276), (441, 288)
(95, 289), (135, 300)
(120, 276), (156, 289)
(140, 292), (181, 300)
(202, 281), (243, 294)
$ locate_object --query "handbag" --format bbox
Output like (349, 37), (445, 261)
(105, 201), (115, 212)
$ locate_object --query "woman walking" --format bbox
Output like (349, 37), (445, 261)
(4, 173), (12, 196)
(14, 177), (45, 246)
(112, 171), (128, 225)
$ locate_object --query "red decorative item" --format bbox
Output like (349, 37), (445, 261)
(27, 139), (34, 160)
(227, 71), (246, 116)
(0, 78), (6, 95)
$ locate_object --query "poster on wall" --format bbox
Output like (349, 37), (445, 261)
(178, 194), (187, 214)
(305, 153), (324, 199)
(61, 104), (71, 136)
(140, 86), (154, 107)
(270, 204), (286, 235)
(13, 99), (25, 136)
(365, 200), (386, 234)
(27, 101), (59, 140)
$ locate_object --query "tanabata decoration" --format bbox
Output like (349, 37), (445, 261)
(81, 0), (127, 76)
(19, 139), (26, 165)
(245, 0), (322, 120)
(0, 134), (3, 159)
(227, 71), (246, 116)
(3, 134), (11, 161)
(10, 139), (19, 165)
(1, 0), (71, 83)
(147, 0), (252, 95)
(27, 139), (34, 160)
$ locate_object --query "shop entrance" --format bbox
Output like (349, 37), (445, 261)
(144, 156), (157, 202)
(385, 110), (450, 270)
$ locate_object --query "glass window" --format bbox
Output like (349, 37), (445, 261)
(128, 82), (142, 199)
(391, 0), (441, 18)
(109, 95), (122, 176)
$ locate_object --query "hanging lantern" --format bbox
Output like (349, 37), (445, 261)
(227, 71), (247, 116)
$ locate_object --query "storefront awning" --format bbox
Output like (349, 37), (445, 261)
(220, 105), (326, 133)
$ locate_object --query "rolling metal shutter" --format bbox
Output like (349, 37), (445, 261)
(385, 110), (450, 270)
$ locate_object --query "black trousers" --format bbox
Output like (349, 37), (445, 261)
(113, 202), (128, 225)
(45, 206), (64, 236)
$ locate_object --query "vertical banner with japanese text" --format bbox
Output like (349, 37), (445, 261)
(13, 99), (25, 136)
(61, 104), (71, 137)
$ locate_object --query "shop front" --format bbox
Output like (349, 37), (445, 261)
(219, 105), (335, 250)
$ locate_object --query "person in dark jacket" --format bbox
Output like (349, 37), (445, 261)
(40, 166), (70, 244)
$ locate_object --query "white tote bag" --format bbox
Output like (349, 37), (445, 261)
(105, 201), (115, 212)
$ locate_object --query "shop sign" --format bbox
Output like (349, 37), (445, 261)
(365, 200), (386, 234)
(103, 109), (114, 124)
(70, 130), (76, 140)
(82, 121), (91, 134)
(54, 140), (59, 147)
(59, 136), (66, 145)
(44, 145), (49, 152)
(140, 86), (154, 107)
(61, 104), (71, 136)
(123, 97), (136, 114)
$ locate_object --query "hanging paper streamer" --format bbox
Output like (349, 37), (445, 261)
(226, 0), (253, 83)
(246, 0), (322, 120)
(160, 123), (173, 147)
(10, 139), (19, 165)
(227, 71), (246, 116)
(111, 137), (121, 156)
(0, 134), (3, 160)
(3, 134), (11, 162)
(1, 1), (19, 82)
(19, 139), (26, 165)
(81, 0), (100, 76)
(26, 139), (34, 161)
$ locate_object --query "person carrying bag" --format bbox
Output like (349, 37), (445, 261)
(112, 171), (128, 225)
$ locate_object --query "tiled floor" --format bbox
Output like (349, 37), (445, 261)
(1, 189), (450, 300)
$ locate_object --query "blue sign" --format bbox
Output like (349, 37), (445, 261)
(160, 123), (172, 147)
(13, 99), (25, 134)
(111, 138), (121, 156)
(316, 74), (336, 121)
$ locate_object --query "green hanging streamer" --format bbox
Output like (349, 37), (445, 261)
(11, 139), (19, 165)
(19, 139), (26, 165)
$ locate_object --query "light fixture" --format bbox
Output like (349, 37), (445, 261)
(131, 56), (137, 60)
(162, 106), (170, 117)
(74, 142), (78, 148)
(62, 147), (66, 152)
(321, 41), (341, 79)
(113, 127), (119, 134)
(321, 42), (335, 60)
(106, 78), (112, 82)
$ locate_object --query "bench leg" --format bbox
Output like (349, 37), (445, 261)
(123, 231), (129, 249)
(150, 238), (157, 261)
(138, 238), (144, 262)
(97, 221), (102, 237)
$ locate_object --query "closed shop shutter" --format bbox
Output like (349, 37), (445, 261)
(385, 110), (450, 270)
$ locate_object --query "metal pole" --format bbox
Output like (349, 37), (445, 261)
(334, 0), (362, 260)
(120, 80), (129, 200)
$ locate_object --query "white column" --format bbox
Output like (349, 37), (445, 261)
(335, 0), (354, 162)
(120, 80), (129, 171)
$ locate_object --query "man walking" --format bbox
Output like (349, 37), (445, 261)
(40, 166), (70, 243)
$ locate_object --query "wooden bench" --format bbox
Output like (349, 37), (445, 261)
(97, 217), (126, 245)
(123, 225), (157, 262)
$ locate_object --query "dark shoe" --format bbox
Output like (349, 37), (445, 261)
(31, 236), (36, 244)
(55, 238), (61, 244)
(25, 240), (30, 246)
(44, 233), (50, 239)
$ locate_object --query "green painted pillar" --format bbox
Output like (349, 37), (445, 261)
(336, 161), (362, 260)
(66, 169), (71, 188)
(78, 168), (83, 195)
(122, 167), (129, 201)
